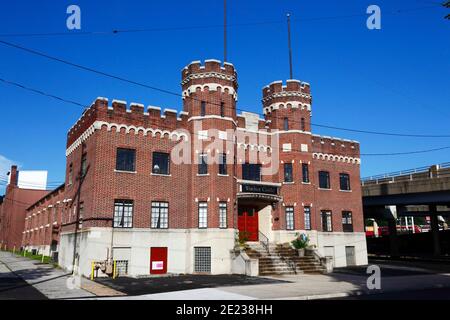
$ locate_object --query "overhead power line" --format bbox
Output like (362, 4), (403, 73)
(0, 40), (449, 139)
(1, 77), (450, 157)
(0, 5), (441, 38)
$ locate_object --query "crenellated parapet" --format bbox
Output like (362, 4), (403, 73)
(262, 80), (311, 114)
(311, 134), (360, 161)
(181, 59), (238, 102)
(66, 97), (190, 154)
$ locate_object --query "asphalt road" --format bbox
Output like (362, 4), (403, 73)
(0, 261), (47, 300)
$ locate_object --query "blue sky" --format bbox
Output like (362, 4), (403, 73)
(0, 0), (449, 193)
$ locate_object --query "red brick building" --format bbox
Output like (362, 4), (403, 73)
(22, 184), (65, 257)
(52, 59), (367, 276)
(0, 166), (48, 250)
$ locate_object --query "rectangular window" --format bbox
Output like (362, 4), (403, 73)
(340, 173), (351, 191)
(113, 200), (133, 228)
(198, 154), (208, 175)
(302, 163), (310, 183)
(242, 163), (261, 181)
(68, 163), (73, 185)
(198, 202), (208, 228)
(194, 247), (211, 273)
(286, 207), (294, 230)
(81, 153), (87, 177)
(319, 171), (330, 189)
(151, 202), (169, 229)
(116, 148), (135, 172)
(321, 211), (333, 232)
(219, 153), (227, 175)
(284, 163), (293, 182)
(152, 152), (170, 175)
(301, 117), (306, 131)
(342, 211), (353, 232)
(284, 117), (289, 131)
(200, 101), (206, 116)
(219, 202), (227, 228)
(304, 206), (311, 230)
(220, 102), (225, 117)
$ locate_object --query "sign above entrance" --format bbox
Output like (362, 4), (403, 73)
(241, 184), (278, 195)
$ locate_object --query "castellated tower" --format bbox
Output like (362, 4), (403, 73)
(181, 59), (238, 230)
(262, 79), (312, 132)
(181, 59), (238, 118)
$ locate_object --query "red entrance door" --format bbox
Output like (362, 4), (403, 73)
(150, 247), (168, 274)
(238, 208), (259, 241)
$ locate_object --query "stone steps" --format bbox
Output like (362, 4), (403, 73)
(246, 242), (327, 276)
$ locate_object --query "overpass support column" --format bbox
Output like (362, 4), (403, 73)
(387, 218), (399, 257)
(430, 205), (441, 256)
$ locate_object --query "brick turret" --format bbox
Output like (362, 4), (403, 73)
(262, 79), (312, 132)
(181, 59), (238, 118)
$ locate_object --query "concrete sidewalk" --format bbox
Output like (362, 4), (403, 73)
(89, 268), (450, 300)
(0, 251), (122, 299)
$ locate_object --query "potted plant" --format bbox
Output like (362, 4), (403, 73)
(291, 233), (309, 257)
(238, 231), (250, 250)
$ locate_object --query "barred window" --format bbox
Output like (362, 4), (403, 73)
(219, 202), (227, 228)
(152, 152), (170, 175)
(321, 211), (333, 232)
(194, 247), (211, 273)
(340, 173), (351, 191)
(68, 163), (73, 185)
(342, 211), (353, 232)
(113, 200), (133, 228)
(302, 163), (310, 183)
(304, 206), (311, 230)
(116, 148), (135, 172)
(198, 202), (208, 228)
(286, 207), (294, 230)
(151, 202), (169, 229)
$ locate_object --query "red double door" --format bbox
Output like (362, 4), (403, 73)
(238, 207), (259, 241)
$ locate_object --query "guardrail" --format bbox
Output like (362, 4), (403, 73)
(361, 162), (450, 185)
(259, 231), (270, 254)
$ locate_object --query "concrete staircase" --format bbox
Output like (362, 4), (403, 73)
(246, 242), (326, 276)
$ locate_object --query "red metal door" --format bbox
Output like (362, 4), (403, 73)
(238, 208), (259, 241)
(150, 247), (167, 274)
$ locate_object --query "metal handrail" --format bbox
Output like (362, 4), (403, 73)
(258, 231), (270, 254)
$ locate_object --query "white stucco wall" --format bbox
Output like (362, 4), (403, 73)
(59, 228), (237, 277)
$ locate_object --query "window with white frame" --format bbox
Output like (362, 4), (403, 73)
(304, 206), (311, 230)
(286, 206), (294, 230)
(198, 202), (208, 228)
(321, 211), (332, 232)
(151, 202), (169, 229)
(219, 202), (227, 228)
(113, 200), (133, 228)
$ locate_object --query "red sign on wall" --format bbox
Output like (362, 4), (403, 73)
(150, 247), (168, 274)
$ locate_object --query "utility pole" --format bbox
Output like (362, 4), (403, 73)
(71, 143), (88, 275)
(286, 13), (294, 79)
(224, 0), (227, 62)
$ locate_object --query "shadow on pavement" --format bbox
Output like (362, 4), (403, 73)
(96, 274), (289, 296)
